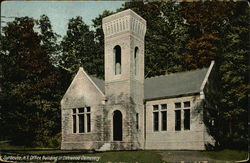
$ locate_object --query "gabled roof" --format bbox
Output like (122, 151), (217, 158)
(83, 61), (214, 101)
(144, 68), (208, 100)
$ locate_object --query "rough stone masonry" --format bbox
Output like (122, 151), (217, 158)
(61, 9), (214, 151)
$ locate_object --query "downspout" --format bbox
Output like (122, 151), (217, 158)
(144, 101), (146, 149)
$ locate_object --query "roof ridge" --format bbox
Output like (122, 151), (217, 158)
(145, 67), (208, 80)
(89, 75), (104, 81)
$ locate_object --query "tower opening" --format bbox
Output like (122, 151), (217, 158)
(114, 45), (121, 75)
(113, 110), (123, 141)
(134, 47), (139, 75)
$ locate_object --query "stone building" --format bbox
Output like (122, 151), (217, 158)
(61, 9), (214, 150)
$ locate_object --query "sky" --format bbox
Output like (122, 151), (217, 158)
(1, 1), (125, 36)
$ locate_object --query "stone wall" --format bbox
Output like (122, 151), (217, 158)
(102, 91), (143, 150)
(144, 95), (207, 150)
(61, 68), (105, 150)
(102, 9), (146, 150)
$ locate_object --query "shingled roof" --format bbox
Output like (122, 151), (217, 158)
(89, 76), (105, 94)
(144, 68), (208, 100)
(90, 68), (210, 101)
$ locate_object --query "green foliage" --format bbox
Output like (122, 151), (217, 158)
(179, 1), (231, 69)
(176, 1), (249, 150)
(59, 16), (99, 78)
(92, 10), (114, 79)
(38, 15), (61, 65)
(217, 2), (249, 149)
(121, 1), (188, 77)
(0, 16), (70, 147)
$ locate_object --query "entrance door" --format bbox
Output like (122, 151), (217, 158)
(113, 110), (122, 141)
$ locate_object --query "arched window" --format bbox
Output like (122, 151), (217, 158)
(134, 47), (139, 75)
(114, 45), (121, 75)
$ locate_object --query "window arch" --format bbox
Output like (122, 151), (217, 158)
(114, 45), (121, 75)
(134, 47), (139, 75)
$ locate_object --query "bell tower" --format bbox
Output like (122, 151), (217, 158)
(102, 9), (146, 150)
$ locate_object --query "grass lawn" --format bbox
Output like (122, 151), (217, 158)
(1, 150), (163, 163)
(0, 142), (93, 157)
(202, 149), (249, 161)
(0, 142), (163, 162)
(91, 151), (163, 163)
(1, 142), (248, 162)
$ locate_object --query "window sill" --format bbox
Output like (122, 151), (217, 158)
(72, 132), (92, 134)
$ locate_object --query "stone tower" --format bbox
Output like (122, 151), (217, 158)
(102, 9), (146, 150)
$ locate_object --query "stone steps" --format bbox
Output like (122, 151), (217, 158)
(96, 143), (111, 151)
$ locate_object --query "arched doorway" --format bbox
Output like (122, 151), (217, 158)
(113, 110), (122, 141)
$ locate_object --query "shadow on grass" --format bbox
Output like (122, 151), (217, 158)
(201, 150), (248, 161)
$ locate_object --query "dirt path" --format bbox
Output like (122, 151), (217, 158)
(157, 151), (233, 163)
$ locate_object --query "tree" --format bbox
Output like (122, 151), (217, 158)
(92, 10), (114, 79)
(119, 1), (189, 77)
(179, 1), (238, 70)
(179, 1), (249, 149)
(217, 2), (249, 149)
(38, 15), (61, 65)
(0, 16), (65, 147)
(59, 16), (97, 78)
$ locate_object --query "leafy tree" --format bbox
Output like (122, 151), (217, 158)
(59, 16), (97, 78)
(217, 2), (249, 149)
(179, 1), (233, 69)
(92, 10), (114, 79)
(180, 1), (249, 149)
(38, 15), (61, 65)
(0, 16), (66, 147)
(119, 1), (189, 77)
